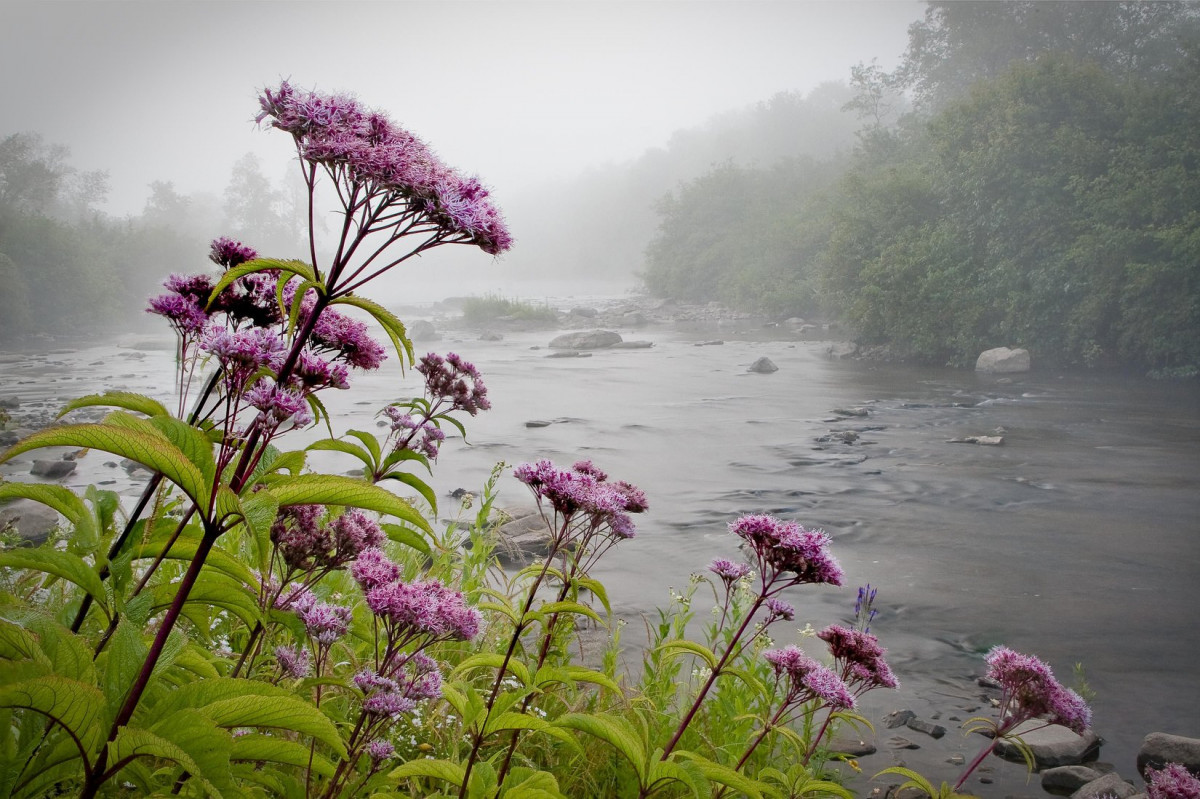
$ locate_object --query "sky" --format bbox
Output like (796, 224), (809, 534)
(2, 1), (923, 217)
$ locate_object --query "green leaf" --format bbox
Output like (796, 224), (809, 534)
(0, 423), (209, 508)
(555, 712), (647, 781)
(873, 766), (938, 798)
(149, 709), (236, 796)
(207, 258), (317, 309)
(534, 600), (602, 625)
(573, 576), (611, 616)
(58, 391), (169, 419)
(0, 676), (106, 763)
(331, 294), (414, 366)
(672, 752), (765, 799)
(308, 437), (377, 472)
(656, 639), (719, 671)
(0, 619), (44, 662)
(199, 695), (347, 758)
(230, 733), (336, 777)
(467, 760), (498, 799)
(100, 617), (148, 725)
(148, 571), (262, 629)
(390, 758), (466, 788)
(260, 474), (431, 533)
(648, 759), (709, 799)
(534, 665), (621, 695)
(240, 490), (280, 574)
(0, 549), (108, 615)
(107, 726), (203, 784)
(381, 470), (438, 514)
(381, 522), (432, 558)
(131, 524), (257, 588)
(452, 653), (531, 688)
(345, 429), (382, 465)
(149, 416), (216, 483)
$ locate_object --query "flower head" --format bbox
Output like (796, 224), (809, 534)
(729, 514), (843, 587)
(1148, 764), (1200, 799)
(417, 352), (490, 415)
(330, 509), (385, 559)
(350, 547), (402, 591)
(256, 81), (512, 255)
(709, 558), (752, 584)
(297, 601), (352, 644)
(209, 237), (258, 269)
(274, 644), (311, 679)
(984, 646), (1091, 733)
(365, 739), (395, 761)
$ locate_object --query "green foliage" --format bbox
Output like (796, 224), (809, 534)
(642, 5), (1200, 372)
(460, 293), (559, 326)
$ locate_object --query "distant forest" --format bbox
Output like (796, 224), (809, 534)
(642, 2), (1200, 373)
(3, 1), (1198, 374)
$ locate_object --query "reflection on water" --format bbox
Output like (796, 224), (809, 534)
(3, 318), (1198, 787)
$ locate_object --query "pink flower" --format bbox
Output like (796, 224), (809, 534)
(985, 646), (1091, 734)
(1148, 764), (1200, 799)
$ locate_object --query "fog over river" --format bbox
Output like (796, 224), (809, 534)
(2, 294), (1197, 794)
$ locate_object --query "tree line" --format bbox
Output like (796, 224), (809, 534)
(0, 137), (303, 344)
(642, 1), (1200, 373)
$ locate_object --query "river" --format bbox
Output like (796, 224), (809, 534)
(2, 297), (1197, 795)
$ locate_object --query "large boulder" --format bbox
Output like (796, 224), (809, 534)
(993, 720), (1101, 768)
(1137, 733), (1200, 779)
(31, 459), (76, 479)
(976, 347), (1031, 373)
(0, 499), (61, 543)
(1071, 773), (1138, 799)
(548, 330), (622, 350)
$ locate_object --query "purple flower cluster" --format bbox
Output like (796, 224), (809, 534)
(297, 601), (352, 645)
(245, 380), (312, 429)
(1148, 764), (1200, 799)
(271, 506), (384, 572)
(513, 459), (647, 540)
(763, 645), (856, 711)
(818, 624), (899, 694)
(351, 547), (479, 642)
(729, 514), (843, 587)
(417, 352), (491, 416)
(384, 409), (446, 459)
(210, 236), (258, 269)
(311, 308), (387, 371)
(256, 81), (512, 255)
(355, 653), (443, 719)
(148, 273), (216, 336)
(985, 646), (1092, 734)
(274, 644), (311, 679)
(365, 739), (395, 761)
(709, 558), (752, 584)
(363, 577), (480, 642)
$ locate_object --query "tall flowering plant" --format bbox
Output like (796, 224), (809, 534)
(0, 82), (509, 798)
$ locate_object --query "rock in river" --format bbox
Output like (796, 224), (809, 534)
(548, 330), (622, 350)
(976, 346), (1031, 374)
(748, 357), (778, 374)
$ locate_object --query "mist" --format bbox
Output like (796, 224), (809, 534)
(1, 0), (920, 319)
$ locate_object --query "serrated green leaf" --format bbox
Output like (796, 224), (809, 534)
(534, 665), (621, 695)
(230, 733), (336, 777)
(381, 522), (432, 558)
(331, 294), (414, 366)
(0, 549), (109, 615)
(0, 423), (209, 508)
(555, 712), (647, 780)
(100, 617), (148, 725)
(648, 759), (710, 799)
(0, 676), (106, 764)
(381, 470), (438, 514)
(483, 711), (554, 737)
(148, 571), (261, 629)
(207, 258), (317, 309)
(149, 415), (216, 484)
(260, 474), (431, 533)
(131, 524), (256, 587)
(58, 391), (169, 419)
(345, 429), (382, 465)
(535, 600), (602, 625)
(672, 752), (765, 799)
(240, 491), (279, 573)
(452, 652), (531, 688)
(0, 618), (43, 662)
(390, 758), (466, 787)
(308, 438), (376, 472)
(108, 726), (203, 784)
(199, 695), (347, 758)
(149, 709), (235, 796)
(656, 639), (719, 670)
(574, 577), (611, 616)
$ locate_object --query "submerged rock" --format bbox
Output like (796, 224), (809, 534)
(1071, 772), (1137, 799)
(748, 357), (778, 374)
(31, 459), (76, 479)
(946, 435), (1005, 445)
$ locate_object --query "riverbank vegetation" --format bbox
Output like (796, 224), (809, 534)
(642, 2), (1200, 372)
